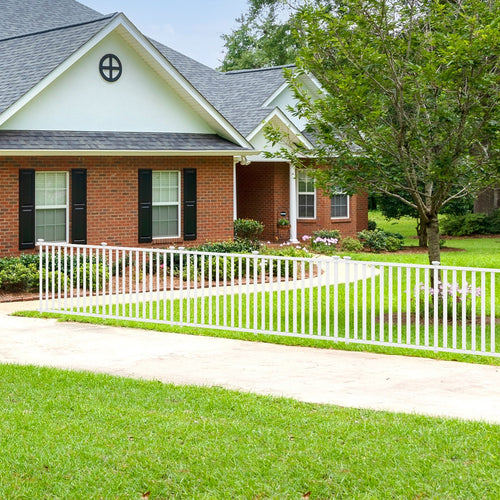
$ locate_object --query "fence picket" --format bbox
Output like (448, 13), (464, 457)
(36, 242), (499, 358)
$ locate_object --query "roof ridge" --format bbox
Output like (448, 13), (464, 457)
(0, 13), (117, 43)
(224, 64), (295, 75)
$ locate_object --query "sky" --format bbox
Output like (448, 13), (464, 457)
(82, 0), (249, 69)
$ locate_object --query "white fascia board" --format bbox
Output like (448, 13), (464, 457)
(0, 14), (252, 150)
(262, 82), (289, 108)
(116, 16), (252, 149)
(261, 73), (323, 109)
(0, 149), (260, 157)
(246, 107), (314, 150)
(0, 14), (121, 127)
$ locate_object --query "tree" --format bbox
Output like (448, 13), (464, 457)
(270, 0), (500, 263)
(219, 0), (299, 71)
(373, 192), (474, 247)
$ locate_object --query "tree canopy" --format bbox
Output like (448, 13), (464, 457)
(219, 0), (298, 71)
(269, 0), (500, 262)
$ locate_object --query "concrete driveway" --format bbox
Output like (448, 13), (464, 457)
(0, 300), (499, 424)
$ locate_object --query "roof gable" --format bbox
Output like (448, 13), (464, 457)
(0, 16), (115, 116)
(2, 29), (215, 134)
(0, 13), (251, 147)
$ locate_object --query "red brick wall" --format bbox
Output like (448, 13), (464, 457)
(236, 161), (290, 241)
(0, 155), (234, 257)
(297, 189), (369, 239)
(237, 161), (369, 241)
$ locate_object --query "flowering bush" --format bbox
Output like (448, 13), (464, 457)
(301, 230), (340, 255)
(415, 280), (482, 319)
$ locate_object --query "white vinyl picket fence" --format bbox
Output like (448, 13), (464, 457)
(37, 241), (499, 357)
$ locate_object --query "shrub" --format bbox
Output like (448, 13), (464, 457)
(300, 229), (340, 255)
(441, 213), (489, 236)
(488, 209), (500, 234)
(195, 240), (259, 254)
(73, 262), (109, 291)
(312, 229), (341, 240)
(0, 262), (38, 292)
(234, 218), (264, 242)
(340, 237), (364, 252)
(357, 229), (404, 252)
(368, 219), (377, 231)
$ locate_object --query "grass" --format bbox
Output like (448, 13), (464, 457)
(1, 363), (499, 499)
(14, 212), (500, 365)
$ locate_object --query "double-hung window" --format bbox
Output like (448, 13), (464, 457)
(297, 171), (316, 219)
(331, 191), (349, 219)
(152, 171), (180, 238)
(35, 172), (68, 242)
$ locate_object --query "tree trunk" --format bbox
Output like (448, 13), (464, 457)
(416, 218), (428, 247)
(426, 216), (441, 264)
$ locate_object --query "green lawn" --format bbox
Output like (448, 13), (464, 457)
(366, 211), (500, 268)
(17, 213), (500, 364)
(1, 364), (498, 499)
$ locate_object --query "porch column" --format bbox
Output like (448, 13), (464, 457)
(289, 163), (299, 242)
(233, 159), (238, 220)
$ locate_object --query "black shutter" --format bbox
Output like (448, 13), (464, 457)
(71, 169), (87, 244)
(19, 169), (36, 250)
(183, 168), (197, 241)
(138, 169), (152, 243)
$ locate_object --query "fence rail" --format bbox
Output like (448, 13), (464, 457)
(37, 241), (499, 357)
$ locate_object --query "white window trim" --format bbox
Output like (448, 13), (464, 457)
(330, 192), (350, 220)
(297, 171), (316, 220)
(35, 171), (69, 243)
(152, 170), (181, 240)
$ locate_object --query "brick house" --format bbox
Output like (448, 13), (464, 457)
(0, 0), (368, 257)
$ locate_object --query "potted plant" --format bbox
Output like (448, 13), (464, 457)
(277, 217), (290, 241)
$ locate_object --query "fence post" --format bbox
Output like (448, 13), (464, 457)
(37, 239), (44, 313)
(431, 260), (440, 351)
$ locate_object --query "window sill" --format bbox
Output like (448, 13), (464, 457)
(330, 218), (351, 223)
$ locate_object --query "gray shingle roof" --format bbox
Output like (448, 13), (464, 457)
(0, 0), (104, 39)
(0, 130), (250, 151)
(150, 40), (291, 138)
(0, 0), (293, 146)
(0, 16), (115, 115)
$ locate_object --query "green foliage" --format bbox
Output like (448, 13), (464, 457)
(234, 218), (264, 243)
(312, 229), (340, 240)
(272, 0), (500, 262)
(373, 193), (474, 221)
(358, 229), (404, 253)
(219, 0), (298, 71)
(441, 210), (500, 236)
(196, 240), (260, 254)
(367, 219), (377, 231)
(340, 237), (364, 252)
(0, 262), (37, 292)
(74, 263), (109, 292)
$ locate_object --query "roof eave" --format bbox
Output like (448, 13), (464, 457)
(0, 149), (259, 157)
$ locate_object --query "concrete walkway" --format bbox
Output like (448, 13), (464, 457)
(0, 300), (499, 424)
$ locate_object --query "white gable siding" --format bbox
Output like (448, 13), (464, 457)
(266, 85), (308, 133)
(1, 32), (215, 134)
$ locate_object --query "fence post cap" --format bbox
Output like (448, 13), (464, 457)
(101, 242), (108, 246)
(431, 261), (440, 266)
(252, 251), (260, 255)
(343, 256), (352, 261)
